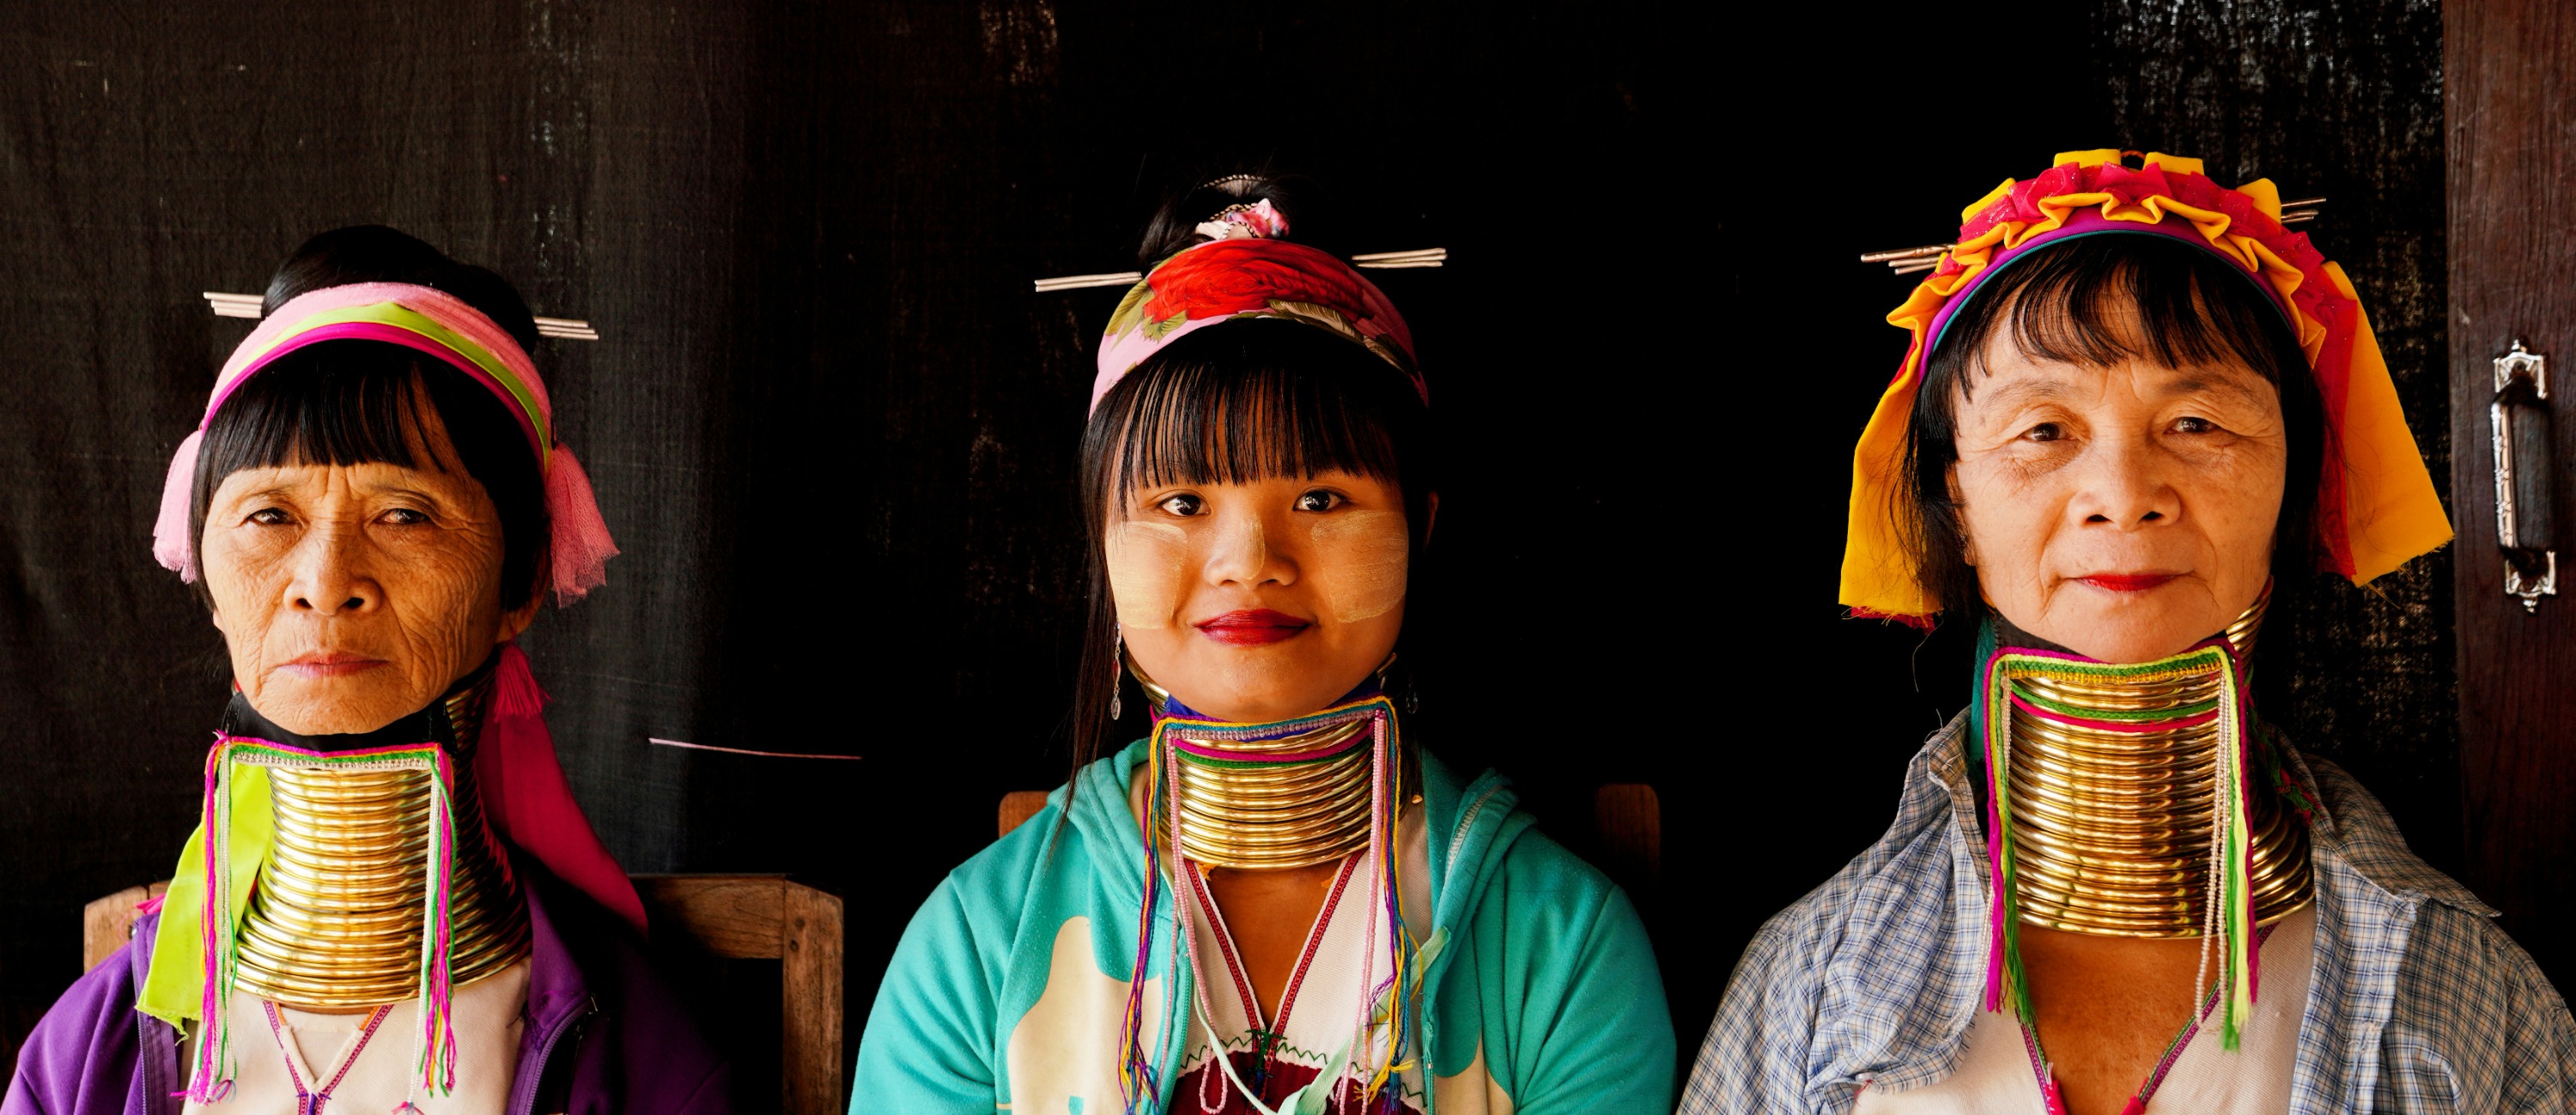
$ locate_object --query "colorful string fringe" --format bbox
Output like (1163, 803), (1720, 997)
(1120, 695), (1420, 1114)
(187, 736), (464, 1106)
(1972, 625), (2263, 1051)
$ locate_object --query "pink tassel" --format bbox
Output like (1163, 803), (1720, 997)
(491, 644), (550, 720)
(152, 429), (204, 580)
(477, 643), (647, 933)
(544, 445), (618, 603)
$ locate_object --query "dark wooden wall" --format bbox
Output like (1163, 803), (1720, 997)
(2447, 0), (2576, 990)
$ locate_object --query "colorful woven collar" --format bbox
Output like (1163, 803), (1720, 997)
(1838, 149), (2451, 623)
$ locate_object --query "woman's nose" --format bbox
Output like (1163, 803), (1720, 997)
(1204, 510), (1289, 585)
(2072, 435), (2182, 529)
(288, 524), (380, 615)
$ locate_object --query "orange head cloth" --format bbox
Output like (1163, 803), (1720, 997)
(1840, 149), (2451, 625)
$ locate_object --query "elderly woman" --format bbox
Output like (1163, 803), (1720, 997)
(3, 227), (729, 1114)
(853, 175), (1674, 1113)
(1682, 152), (2576, 1113)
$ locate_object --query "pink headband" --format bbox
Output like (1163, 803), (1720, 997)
(1091, 211), (1422, 414)
(151, 282), (617, 603)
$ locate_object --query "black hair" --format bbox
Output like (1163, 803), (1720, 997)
(188, 226), (550, 612)
(1067, 173), (1434, 777)
(1899, 233), (2331, 623)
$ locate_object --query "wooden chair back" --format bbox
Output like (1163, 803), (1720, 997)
(83, 875), (845, 1115)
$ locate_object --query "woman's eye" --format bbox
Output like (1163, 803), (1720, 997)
(2021, 422), (2064, 444)
(380, 507), (431, 526)
(1295, 490), (1346, 512)
(246, 507), (292, 526)
(1155, 494), (1205, 517)
(2173, 415), (2219, 434)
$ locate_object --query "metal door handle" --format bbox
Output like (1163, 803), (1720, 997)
(2494, 340), (2557, 610)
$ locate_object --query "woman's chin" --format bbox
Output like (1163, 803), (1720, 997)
(246, 679), (422, 737)
(2044, 616), (2219, 664)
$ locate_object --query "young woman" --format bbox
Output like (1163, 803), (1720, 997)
(854, 177), (1675, 1113)
(1682, 152), (2576, 1112)
(4, 227), (729, 1114)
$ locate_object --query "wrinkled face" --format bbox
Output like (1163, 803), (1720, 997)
(1951, 324), (2287, 664)
(1107, 468), (1413, 723)
(200, 403), (537, 736)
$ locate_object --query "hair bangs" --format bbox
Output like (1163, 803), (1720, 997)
(1090, 323), (1419, 512)
(1963, 235), (2298, 389)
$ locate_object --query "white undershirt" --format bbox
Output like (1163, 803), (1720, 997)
(183, 958), (530, 1115)
(1856, 906), (2313, 1114)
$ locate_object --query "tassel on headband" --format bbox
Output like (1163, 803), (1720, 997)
(150, 282), (618, 603)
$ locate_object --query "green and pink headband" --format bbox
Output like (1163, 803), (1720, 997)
(1093, 202), (1424, 413)
(151, 282), (618, 602)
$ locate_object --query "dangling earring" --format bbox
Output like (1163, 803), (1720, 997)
(1109, 625), (1124, 722)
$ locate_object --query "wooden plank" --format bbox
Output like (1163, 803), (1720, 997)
(2449, 0), (2576, 985)
(781, 882), (847, 1115)
(998, 791), (1051, 839)
(1592, 784), (1662, 891)
(81, 882), (167, 973)
(632, 874), (786, 959)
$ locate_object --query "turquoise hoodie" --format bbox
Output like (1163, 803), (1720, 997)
(852, 741), (1675, 1113)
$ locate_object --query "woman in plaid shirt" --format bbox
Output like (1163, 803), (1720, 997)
(1684, 152), (2576, 1114)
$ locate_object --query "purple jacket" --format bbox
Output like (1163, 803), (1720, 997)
(3, 861), (732, 1115)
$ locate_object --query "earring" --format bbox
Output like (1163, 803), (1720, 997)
(1109, 626), (1124, 722)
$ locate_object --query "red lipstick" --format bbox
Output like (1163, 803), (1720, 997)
(279, 651), (389, 678)
(2077, 573), (2180, 592)
(1194, 609), (1311, 646)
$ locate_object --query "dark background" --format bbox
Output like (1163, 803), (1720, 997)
(0, 0), (2474, 1086)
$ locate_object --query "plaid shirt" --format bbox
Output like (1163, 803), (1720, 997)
(1682, 713), (2576, 1114)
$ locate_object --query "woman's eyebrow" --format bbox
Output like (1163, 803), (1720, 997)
(2160, 369), (2271, 406)
(1976, 377), (2075, 410)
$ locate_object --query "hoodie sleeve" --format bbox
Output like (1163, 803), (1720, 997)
(851, 872), (1009, 1113)
(1461, 829), (1675, 1115)
(1511, 883), (1675, 1113)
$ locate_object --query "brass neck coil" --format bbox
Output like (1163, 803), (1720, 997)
(232, 670), (532, 1009)
(2002, 589), (2314, 938)
(1130, 655), (1388, 871)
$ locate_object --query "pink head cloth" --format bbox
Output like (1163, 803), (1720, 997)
(1091, 208), (1423, 414)
(149, 281), (618, 603)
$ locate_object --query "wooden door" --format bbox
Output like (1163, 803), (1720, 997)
(2448, 0), (2576, 987)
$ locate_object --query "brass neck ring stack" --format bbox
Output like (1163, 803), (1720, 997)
(1996, 587), (2314, 938)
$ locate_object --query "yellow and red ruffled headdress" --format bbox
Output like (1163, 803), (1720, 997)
(1839, 149), (2452, 623)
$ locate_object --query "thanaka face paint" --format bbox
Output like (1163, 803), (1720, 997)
(1307, 510), (1409, 623)
(1104, 520), (1188, 629)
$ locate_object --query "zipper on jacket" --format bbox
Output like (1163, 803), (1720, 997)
(511, 995), (598, 1115)
(1443, 785), (1505, 876)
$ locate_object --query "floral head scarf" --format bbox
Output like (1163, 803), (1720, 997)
(1092, 205), (1422, 413)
